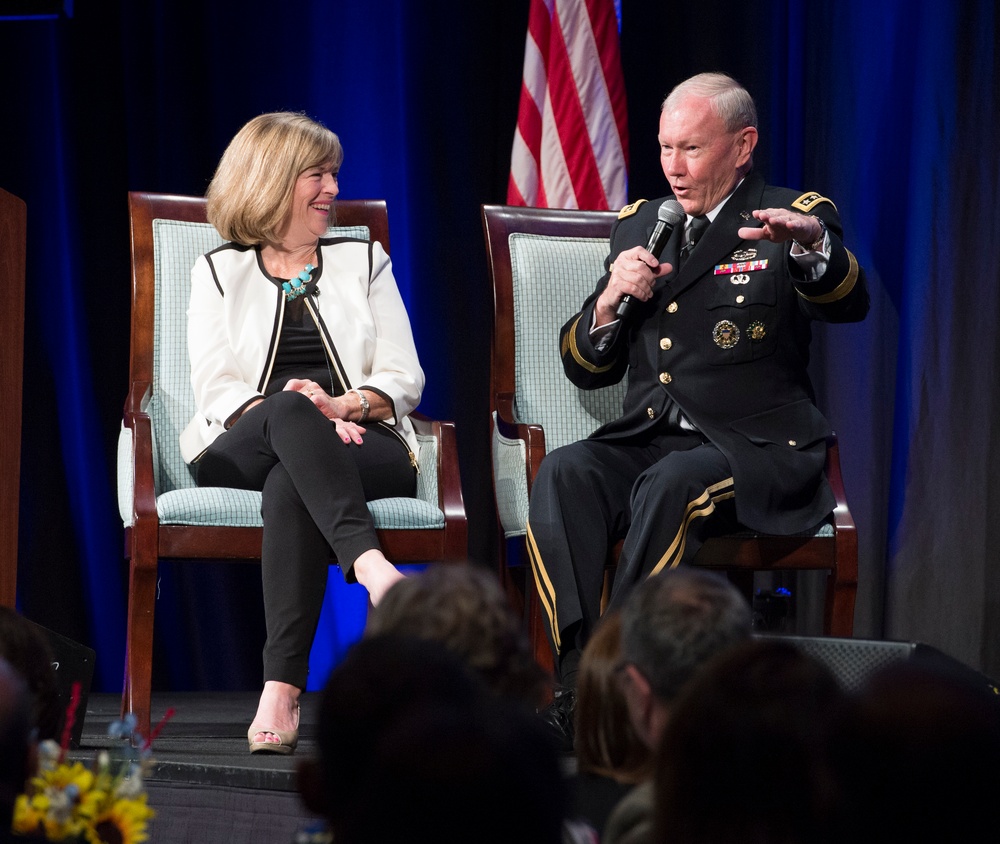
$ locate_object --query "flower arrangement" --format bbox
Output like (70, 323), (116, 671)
(12, 686), (167, 844)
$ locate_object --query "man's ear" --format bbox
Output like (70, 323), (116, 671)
(736, 125), (758, 167)
(622, 664), (656, 742)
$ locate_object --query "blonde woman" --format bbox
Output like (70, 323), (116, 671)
(182, 112), (423, 754)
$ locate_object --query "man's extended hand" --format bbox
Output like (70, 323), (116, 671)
(738, 208), (824, 247)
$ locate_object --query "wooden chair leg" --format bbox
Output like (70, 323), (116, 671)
(122, 561), (158, 739)
(825, 575), (857, 638)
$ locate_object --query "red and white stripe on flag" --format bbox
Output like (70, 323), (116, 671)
(507, 0), (628, 210)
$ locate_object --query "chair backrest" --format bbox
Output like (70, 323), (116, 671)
(128, 192), (390, 494)
(482, 205), (625, 453)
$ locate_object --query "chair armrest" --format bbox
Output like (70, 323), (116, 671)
(824, 434), (856, 535)
(494, 393), (548, 493)
(824, 433), (858, 584)
(122, 381), (158, 524)
(410, 411), (468, 557)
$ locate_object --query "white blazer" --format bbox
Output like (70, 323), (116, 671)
(180, 237), (425, 465)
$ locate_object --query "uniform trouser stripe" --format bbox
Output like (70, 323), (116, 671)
(525, 522), (561, 650)
(649, 477), (735, 576)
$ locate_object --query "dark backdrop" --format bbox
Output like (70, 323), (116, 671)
(2, 0), (998, 693)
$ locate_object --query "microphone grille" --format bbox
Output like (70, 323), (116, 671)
(658, 199), (685, 226)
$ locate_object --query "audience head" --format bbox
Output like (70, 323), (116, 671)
(300, 634), (566, 844)
(0, 607), (61, 741)
(618, 568), (751, 747)
(573, 611), (653, 784)
(0, 658), (36, 827)
(366, 563), (548, 707)
(206, 111), (344, 246)
(654, 638), (843, 844)
(827, 659), (1000, 843)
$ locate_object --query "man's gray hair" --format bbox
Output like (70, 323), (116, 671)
(620, 568), (752, 703)
(662, 72), (758, 133)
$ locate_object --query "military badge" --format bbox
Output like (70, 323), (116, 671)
(731, 273), (750, 285)
(712, 320), (740, 349)
(748, 321), (766, 341)
(617, 199), (648, 219)
(731, 248), (757, 261)
(791, 192), (836, 213)
(715, 260), (767, 275)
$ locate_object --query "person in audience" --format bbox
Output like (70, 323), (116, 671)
(365, 563), (547, 708)
(568, 610), (653, 831)
(653, 638), (844, 844)
(826, 659), (1000, 843)
(184, 111), (425, 753)
(297, 634), (569, 844)
(0, 659), (39, 842)
(603, 568), (751, 844)
(0, 609), (60, 741)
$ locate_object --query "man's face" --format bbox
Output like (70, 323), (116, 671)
(658, 95), (757, 216)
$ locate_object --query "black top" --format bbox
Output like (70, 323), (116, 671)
(264, 292), (345, 397)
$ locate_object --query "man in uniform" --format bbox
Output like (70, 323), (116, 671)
(527, 72), (869, 730)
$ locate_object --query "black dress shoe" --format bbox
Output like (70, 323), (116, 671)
(539, 686), (576, 753)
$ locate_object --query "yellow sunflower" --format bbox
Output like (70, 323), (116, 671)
(12, 793), (49, 837)
(83, 794), (155, 844)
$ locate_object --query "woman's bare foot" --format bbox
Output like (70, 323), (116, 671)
(353, 549), (406, 606)
(249, 680), (300, 748)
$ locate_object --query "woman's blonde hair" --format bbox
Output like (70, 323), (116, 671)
(206, 111), (344, 245)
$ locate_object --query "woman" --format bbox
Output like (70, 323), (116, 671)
(180, 112), (424, 754)
(569, 612), (653, 833)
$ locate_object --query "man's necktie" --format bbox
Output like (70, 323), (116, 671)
(679, 214), (710, 267)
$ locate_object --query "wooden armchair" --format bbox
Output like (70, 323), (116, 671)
(119, 193), (467, 735)
(481, 204), (857, 671)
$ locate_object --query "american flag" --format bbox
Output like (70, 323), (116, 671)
(507, 0), (628, 210)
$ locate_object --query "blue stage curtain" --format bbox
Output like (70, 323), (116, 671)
(2, 0), (999, 695)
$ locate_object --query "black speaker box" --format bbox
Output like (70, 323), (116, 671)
(758, 634), (1000, 697)
(26, 619), (96, 749)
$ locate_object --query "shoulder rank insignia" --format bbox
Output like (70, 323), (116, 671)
(618, 199), (648, 219)
(791, 192), (838, 213)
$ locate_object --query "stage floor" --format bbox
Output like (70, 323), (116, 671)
(70, 692), (325, 842)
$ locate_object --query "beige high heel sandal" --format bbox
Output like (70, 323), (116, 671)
(248, 705), (300, 754)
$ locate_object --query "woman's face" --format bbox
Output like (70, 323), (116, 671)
(281, 162), (339, 245)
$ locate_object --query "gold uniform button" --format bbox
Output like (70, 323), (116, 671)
(788, 439), (797, 447)
(736, 294), (745, 304)
(647, 407), (656, 419)
(660, 337), (672, 350)
(666, 301), (678, 314)
(659, 372), (672, 385)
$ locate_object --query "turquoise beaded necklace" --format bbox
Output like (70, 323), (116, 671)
(282, 263), (316, 301)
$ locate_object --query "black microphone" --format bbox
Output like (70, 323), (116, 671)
(615, 199), (685, 320)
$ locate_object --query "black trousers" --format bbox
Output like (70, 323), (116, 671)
(195, 390), (416, 688)
(525, 429), (736, 670)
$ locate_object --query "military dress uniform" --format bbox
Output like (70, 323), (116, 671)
(526, 169), (869, 665)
